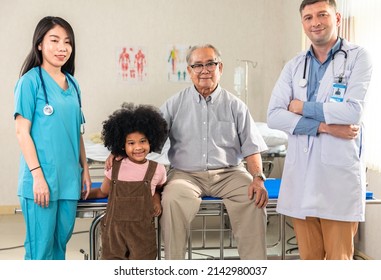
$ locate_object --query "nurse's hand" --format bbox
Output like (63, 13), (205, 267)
(288, 99), (304, 115)
(104, 153), (115, 171)
(248, 178), (268, 208)
(32, 169), (50, 208)
(104, 153), (123, 171)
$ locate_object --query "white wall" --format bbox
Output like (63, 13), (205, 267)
(0, 0), (302, 207)
(1, 0), (380, 260)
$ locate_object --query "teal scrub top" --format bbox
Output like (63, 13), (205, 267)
(14, 67), (84, 201)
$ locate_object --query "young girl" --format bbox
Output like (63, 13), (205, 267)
(14, 16), (91, 260)
(86, 103), (168, 260)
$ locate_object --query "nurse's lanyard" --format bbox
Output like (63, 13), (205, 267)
(299, 38), (348, 88)
(39, 66), (85, 134)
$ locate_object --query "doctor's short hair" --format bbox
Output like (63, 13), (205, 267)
(299, 0), (337, 14)
(102, 103), (168, 158)
(186, 44), (222, 65)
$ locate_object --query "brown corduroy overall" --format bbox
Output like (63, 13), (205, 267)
(101, 159), (158, 260)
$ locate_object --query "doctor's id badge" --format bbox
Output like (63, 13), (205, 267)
(330, 83), (346, 102)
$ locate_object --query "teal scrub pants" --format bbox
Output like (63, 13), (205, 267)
(19, 197), (78, 260)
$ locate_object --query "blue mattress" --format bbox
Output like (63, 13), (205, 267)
(202, 178), (281, 201)
(263, 179), (373, 200)
(79, 181), (108, 203)
(263, 178), (373, 201)
(264, 178), (281, 199)
(366, 191), (373, 200)
(82, 178), (371, 202)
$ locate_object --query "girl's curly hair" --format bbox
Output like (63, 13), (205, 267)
(102, 103), (168, 158)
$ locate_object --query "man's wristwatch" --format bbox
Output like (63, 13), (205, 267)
(253, 172), (266, 181)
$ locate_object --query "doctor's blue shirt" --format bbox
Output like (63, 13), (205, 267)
(294, 39), (342, 136)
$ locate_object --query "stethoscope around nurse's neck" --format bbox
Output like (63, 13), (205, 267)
(38, 66), (85, 134)
(298, 38), (348, 88)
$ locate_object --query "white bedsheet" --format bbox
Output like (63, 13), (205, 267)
(84, 140), (110, 162)
(256, 122), (288, 147)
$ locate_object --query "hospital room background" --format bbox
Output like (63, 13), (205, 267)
(0, 0), (380, 259)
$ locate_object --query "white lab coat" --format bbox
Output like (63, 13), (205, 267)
(267, 40), (372, 222)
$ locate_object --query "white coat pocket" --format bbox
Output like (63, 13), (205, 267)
(320, 134), (359, 167)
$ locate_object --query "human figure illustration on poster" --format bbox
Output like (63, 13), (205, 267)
(117, 46), (148, 82)
(168, 45), (178, 75)
(167, 44), (190, 83)
(135, 49), (146, 81)
(119, 47), (131, 80)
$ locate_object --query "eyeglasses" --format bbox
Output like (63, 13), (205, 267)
(189, 62), (220, 73)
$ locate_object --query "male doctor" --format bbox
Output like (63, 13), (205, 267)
(267, 0), (372, 260)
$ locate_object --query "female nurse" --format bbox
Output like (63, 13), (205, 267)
(14, 16), (91, 260)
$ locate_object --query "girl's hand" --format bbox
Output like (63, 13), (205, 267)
(152, 193), (162, 216)
(153, 203), (162, 216)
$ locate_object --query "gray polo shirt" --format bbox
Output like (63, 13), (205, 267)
(160, 85), (267, 172)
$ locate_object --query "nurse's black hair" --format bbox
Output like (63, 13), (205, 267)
(102, 103), (168, 158)
(20, 16), (76, 77)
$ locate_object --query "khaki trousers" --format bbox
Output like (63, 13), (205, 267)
(160, 165), (267, 260)
(292, 217), (358, 260)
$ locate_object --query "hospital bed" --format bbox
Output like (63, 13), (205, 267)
(81, 124), (289, 259)
(77, 179), (286, 260)
(77, 183), (379, 260)
(13, 187), (378, 260)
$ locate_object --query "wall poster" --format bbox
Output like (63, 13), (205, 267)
(117, 46), (148, 83)
(167, 44), (191, 83)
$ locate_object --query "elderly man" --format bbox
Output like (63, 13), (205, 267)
(160, 44), (268, 260)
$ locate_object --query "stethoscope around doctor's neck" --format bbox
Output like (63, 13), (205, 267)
(38, 66), (85, 134)
(299, 38), (348, 88)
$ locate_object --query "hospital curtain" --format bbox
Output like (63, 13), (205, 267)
(348, 0), (381, 171)
(337, 0), (355, 41)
